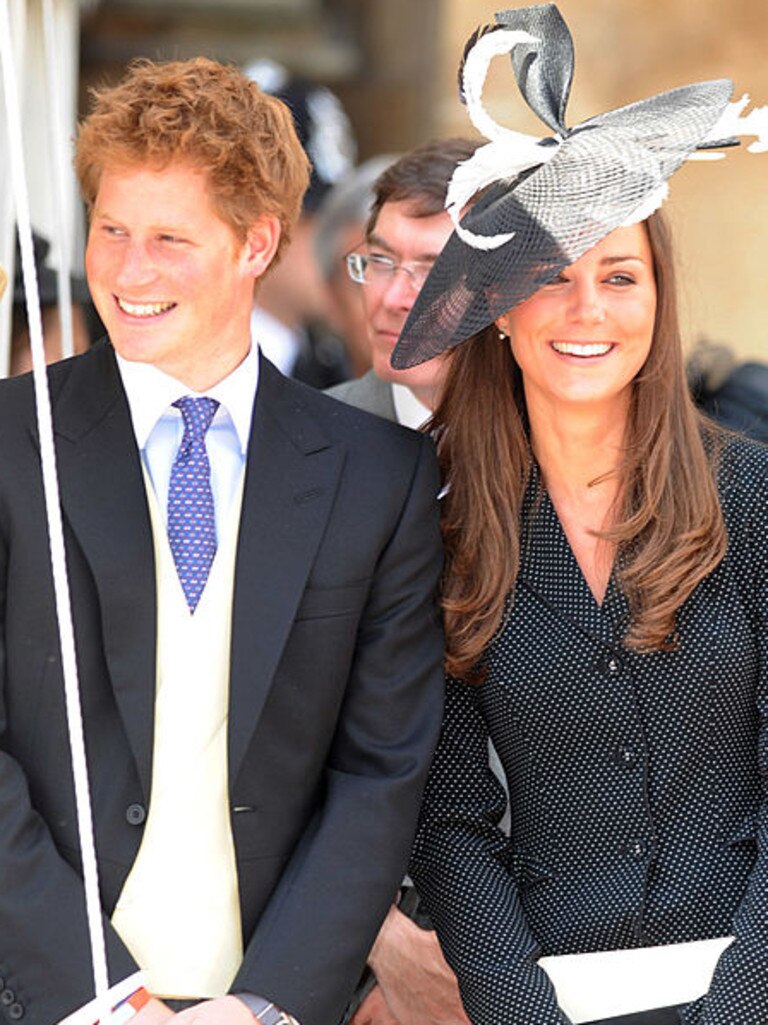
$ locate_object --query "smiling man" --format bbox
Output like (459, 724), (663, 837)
(85, 162), (273, 388)
(0, 58), (443, 1025)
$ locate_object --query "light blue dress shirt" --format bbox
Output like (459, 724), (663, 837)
(116, 346), (260, 540)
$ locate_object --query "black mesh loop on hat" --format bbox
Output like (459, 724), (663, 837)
(497, 3), (574, 136)
(391, 12), (733, 372)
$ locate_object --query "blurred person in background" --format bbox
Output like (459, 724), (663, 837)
(8, 230), (101, 375)
(313, 154), (397, 379)
(327, 138), (479, 428)
(687, 339), (768, 442)
(245, 58), (355, 388)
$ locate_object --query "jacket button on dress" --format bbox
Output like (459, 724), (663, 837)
(596, 654), (624, 676)
(620, 839), (648, 860)
(8, 1003), (24, 1020)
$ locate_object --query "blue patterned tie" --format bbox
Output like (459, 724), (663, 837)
(167, 396), (220, 613)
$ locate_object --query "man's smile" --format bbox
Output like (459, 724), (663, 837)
(115, 297), (177, 318)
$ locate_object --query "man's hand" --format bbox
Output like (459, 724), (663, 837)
(170, 996), (256, 1024)
(133, 995), (255, 1024)
(363, 905), (471, 1025)
(349, 984), (400, 1025)
(133, 996), (176, 1024)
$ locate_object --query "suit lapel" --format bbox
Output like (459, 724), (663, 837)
(228, 358), (344, 782)
(48, 348), (344, 790)
(52, 342), (157, 796)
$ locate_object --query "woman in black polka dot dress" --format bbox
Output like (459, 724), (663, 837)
(392, 7), (768, 1025)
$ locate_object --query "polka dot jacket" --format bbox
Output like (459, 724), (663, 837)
(410, 435), (768, 1025)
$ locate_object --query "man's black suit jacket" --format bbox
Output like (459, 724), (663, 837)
(0, 341), (444, 1025)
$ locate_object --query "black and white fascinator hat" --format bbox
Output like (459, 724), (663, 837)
(391, 3), (767, 369)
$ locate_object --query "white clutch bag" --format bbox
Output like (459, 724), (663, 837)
(539, 935), (734, 1023)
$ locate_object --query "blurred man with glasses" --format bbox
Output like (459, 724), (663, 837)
(327, 139), (479, 431)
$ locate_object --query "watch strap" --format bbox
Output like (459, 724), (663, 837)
(234, 993), (300, 1025)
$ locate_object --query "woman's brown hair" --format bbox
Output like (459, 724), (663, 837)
(432, 209), (727, 681)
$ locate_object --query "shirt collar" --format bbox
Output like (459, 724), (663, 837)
(116, 343), (260, 453)
(391, 382), (432, 429)
(250, 305), (302, 376)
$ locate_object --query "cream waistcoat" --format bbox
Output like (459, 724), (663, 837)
(111, 471), (244, 998)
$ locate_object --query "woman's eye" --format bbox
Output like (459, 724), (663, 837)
(608, 273), (635, 286)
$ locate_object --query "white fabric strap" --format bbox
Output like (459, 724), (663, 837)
(539, 935), (734, 1023)
(0, 9), (113, 1021)
(57, 972), (148, 1025)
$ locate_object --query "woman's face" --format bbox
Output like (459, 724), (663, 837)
(497, 223), (657, 418)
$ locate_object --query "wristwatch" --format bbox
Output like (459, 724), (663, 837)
(234, 993), (300, 1025)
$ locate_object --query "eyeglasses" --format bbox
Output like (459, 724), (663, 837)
(345, 252), (434, 291)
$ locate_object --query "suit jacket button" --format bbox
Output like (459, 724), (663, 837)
(126, 803), (147, 826)
(8, 1003), (24, 1020)
(1, 989), (15, 1006)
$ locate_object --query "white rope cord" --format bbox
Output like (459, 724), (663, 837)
(0, 5), (110, 1020)
(41, 0), (75, 360)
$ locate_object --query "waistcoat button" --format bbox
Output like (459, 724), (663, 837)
(126, 803), (147, 826)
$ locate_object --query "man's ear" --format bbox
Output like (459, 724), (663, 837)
(242, 214), (282, 280)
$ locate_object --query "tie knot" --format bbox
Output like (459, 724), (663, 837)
(173, 396), (220, 441)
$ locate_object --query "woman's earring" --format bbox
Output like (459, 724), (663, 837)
(498, 329), (506, 340)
